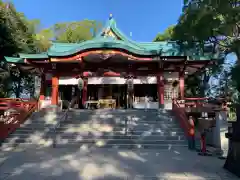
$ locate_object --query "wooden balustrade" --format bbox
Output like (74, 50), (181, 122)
(172, 99), (192, 138)
(172, 97), (226, 152)
(0, 98), (37, 140)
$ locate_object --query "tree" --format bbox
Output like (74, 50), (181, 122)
(166, 0), (239, 97)
(34, 28), (54, 52)
(0, 1), (103, 98)
(0, 1), (41, 97)
(153, 25), (175, 41)
(175, 1), (238, 57)
(153, 25), (223, 98)
(53, 20), (103, 43)
(27, 19), (53, 53)
(176, 0), (239, 56)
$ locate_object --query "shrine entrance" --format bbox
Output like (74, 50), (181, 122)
(59, 84), (128, 109)
(87, 84), (127, 108)
(59, 83), (161, 109)
(4, 15), (215, 111)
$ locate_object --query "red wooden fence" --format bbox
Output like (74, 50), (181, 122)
(0, 98), (37, 140)
(172, 99), (192, 138)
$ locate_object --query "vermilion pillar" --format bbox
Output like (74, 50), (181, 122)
(157, 71), (164, 108)
(51, 75), (59, 105)
(82, 79), (88, 107)
(39, 74), (46, 101)
(179, 72), (185, 100)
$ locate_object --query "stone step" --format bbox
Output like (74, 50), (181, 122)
(0, 141), (188, 150)
(23, 119), (61, 123)
(58, 124), (181, 131)
(6, 131), (50, 139)
(54, 143), (188, 149)
(1, 109), (186, 151)
(67, 114), (175, 119)
(3, 138), (33, 143)
(52, 134), (186, 141)
(55, 131), (184, 137)
(14, 124), (183, 133)
(8, 131), (185, 138)
(0, 140), (53, 149)
(11, 130), (185, 137)
(55, 138), (186, 145)
(61, 120), (179, 126)
(67, 111), (173, 115)
(3, 134), (186, 144)
(25, 119), (179, 125)
(64, 119), (175, 124)
(59, 121), (180, 127)
(27, 124), (181, 130)
(67, 113), (174, 118)
(14, 127), (50, 133)
(19, 124), (58, 128)
(68, 111), (172, 116)
(57, 126), (182, 133)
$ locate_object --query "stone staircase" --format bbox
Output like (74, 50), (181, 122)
(53, 109), (188, 149)
(0, 110), (65, 151)
(0, 109), (188, 150)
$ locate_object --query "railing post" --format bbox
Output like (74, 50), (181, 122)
(199, 132), (207, 154)
(188, 116), (195, 150)
(53, 135), (56, 148)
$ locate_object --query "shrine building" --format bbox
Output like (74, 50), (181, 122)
(4, 15), (219, 109)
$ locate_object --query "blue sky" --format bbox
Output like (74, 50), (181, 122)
(12, 0), (183, 41)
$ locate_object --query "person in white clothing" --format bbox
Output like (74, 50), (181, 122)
(144, 96), (149, 111)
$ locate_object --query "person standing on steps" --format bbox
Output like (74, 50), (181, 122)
(144, 95), (149, 111)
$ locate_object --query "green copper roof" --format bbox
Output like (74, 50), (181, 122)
(4, 56), (24, 63)
(19, 53), (48, 59)
(48, 37), (164, 56)
(4, 15), (220, 63)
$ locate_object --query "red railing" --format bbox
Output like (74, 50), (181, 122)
(172, 97), (211, 137)
(172, 99), (192, 138)
(0, 98), (37, 140)
(184, 97), (209, 108)
(173, 97), (228, 152)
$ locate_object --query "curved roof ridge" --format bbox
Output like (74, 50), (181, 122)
(94, 16), (145, 50)
(138, 41), (172, 44)
(4, 56), (24, 63)
(109, 20), (146, 49)
(51, 42), (82, 46)
(19, 52), (48, 59)
(3, 15), (219, 61)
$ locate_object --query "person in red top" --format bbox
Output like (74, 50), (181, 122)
(188, 116), (195, 150)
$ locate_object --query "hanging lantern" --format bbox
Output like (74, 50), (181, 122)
(77, 78), (84, 90)
(127, 78), (134, 91)
(172, 80), (179, 88)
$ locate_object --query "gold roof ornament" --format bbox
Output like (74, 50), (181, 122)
(109, 13), (113, 19)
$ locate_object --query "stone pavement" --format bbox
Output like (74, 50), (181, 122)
(0, 146), (239, 180)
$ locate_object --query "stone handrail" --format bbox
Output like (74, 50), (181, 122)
(52, 97), (77, 147)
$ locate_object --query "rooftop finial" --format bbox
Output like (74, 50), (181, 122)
(109, 13), (113, 19)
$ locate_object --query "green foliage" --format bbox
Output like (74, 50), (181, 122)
(231, 65), (240, 92)
(175, 0), (240, 58)
(34, 28), (54, 52)
(170, 0), (240, 98)
(53, 20), (103, 43)
(0, 2), (38, 54)
(0, 1), (103, 98)
(0, 1), (42, 97)
(153, 25), (175, 41)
